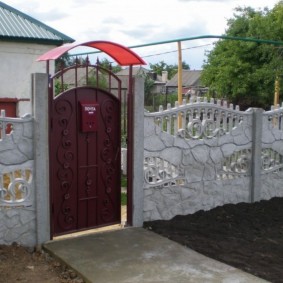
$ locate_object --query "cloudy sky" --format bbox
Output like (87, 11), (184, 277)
(5, 0), (280, 69)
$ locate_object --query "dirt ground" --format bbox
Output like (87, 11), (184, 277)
(1, 199), (282, 283)
(144, 197), (283, 283)
(0, 243), (85, 283)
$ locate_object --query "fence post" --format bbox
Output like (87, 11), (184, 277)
(132, 77), (144, 227)
(250, 108), (263, 202)
(32, 73), (50, 247)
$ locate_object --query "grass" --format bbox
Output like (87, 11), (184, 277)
(121, 174), (127, 187)
(121, 192), (127, 206)
(120, 174), (127, 205)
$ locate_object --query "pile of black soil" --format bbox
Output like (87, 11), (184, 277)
(144, 197), (283, 283)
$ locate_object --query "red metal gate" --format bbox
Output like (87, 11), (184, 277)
(49, 64), (121, 236)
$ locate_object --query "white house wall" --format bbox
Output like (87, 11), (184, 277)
(0, 42), (55, 116)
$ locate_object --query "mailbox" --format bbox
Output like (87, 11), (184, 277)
(79, 101), (98, 132)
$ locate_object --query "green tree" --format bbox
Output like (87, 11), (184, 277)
(98, 58), (122, 73)
(201, 2), (283, 110)
(55, 54), (89, 72)
(150, 60), (190, 79)
(55, 53), (73, 72)
(141, 74), (155, 106)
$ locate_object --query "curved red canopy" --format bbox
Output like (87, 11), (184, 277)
(37, 40), (146, 66)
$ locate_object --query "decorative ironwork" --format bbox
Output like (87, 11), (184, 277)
(0, 169), (32, 207)
(52, 63), (122, 100)
(50, 60), (121, 235)
(100, 99), (116, 222)
(54, 99), (75, 230)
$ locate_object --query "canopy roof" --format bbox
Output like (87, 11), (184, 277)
(37, 40), (146, 66)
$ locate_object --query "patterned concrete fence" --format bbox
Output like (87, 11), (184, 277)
(0, 110), (35, 246)
(0, 73), (49, 248)
(2, 73), (282, 245)
(143, 98), (283, 221)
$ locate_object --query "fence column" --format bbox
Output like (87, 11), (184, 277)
(32, 73), (50, 247)
(250, 108), (263, 202)
(132, 77), (144, 227)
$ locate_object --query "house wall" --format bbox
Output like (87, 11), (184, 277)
(0, 42), (55, 116)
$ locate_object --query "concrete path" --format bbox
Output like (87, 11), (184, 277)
(44, 227), (269, 283)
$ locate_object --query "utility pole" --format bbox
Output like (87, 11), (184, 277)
(274, 75), (280, 107)
(178, 41), (182, 128)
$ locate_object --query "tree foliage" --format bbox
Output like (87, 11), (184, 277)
(97, 58), (122, 73)
(141, 73), (155, 106)
(201, 1), (283, 110)
(55, 53), (73, 72)
(149, 60), (190, 79)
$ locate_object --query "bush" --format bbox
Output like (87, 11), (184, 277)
(145, 93), (178, 112)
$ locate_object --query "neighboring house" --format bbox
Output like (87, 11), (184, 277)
(115, 66), (167, 95)
(165, 70), (207, 98)
(0, 2), (74, 116)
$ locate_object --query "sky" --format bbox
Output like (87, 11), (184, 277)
(5, 0), (281, 69)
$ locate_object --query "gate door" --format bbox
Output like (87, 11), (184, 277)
(50, 87), (121, 236)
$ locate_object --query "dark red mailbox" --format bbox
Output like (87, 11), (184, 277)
(80, 101), (98, 132)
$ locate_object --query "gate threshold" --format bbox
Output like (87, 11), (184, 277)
(53, 206), (127, 241)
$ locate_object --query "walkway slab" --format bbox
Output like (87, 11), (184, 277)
(44, 228), (269, 283)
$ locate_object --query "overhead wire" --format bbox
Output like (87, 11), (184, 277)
(69, 43), (213, 64)
(139, 43), (212, 59)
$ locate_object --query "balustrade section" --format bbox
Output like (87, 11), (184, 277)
(0, 110), (33, 207)
(146, 97), (245, 139)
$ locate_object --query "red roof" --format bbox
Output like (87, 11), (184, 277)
(37, 40), (146, 66)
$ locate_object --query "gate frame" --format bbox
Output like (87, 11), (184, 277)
(35, 41), (146, 242)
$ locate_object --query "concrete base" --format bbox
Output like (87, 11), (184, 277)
(43, 228), (267, 283)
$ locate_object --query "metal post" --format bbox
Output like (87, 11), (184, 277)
(274, 75), (280, 106)
(178, 41), (183, 128)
